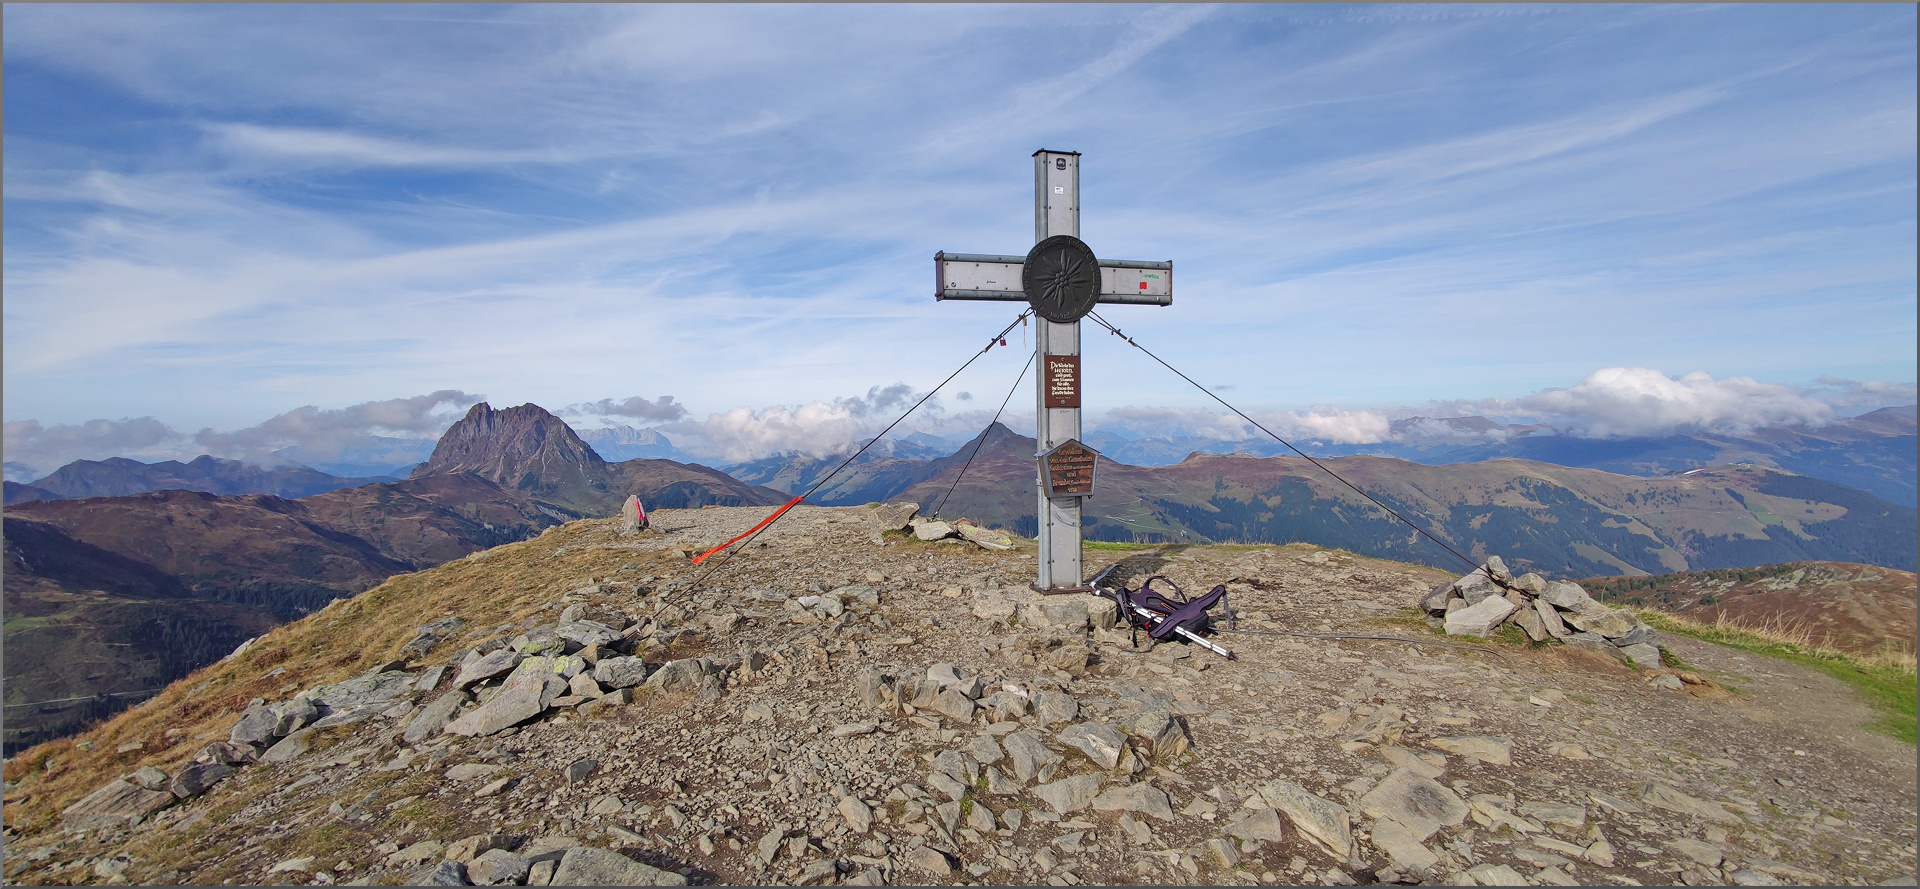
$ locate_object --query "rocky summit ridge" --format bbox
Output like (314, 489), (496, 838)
(3, 506), (1914, 887)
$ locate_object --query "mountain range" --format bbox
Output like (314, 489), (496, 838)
(1084, 405), (1917, 506)
(2, 403), (783, 753)
(740, 421), (1916, 579)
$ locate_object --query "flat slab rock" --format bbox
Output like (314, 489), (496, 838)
(550, 846), (688, 886)
(61, 779), (175, 830)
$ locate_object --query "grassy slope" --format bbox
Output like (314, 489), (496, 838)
(0, 520), (677, 839)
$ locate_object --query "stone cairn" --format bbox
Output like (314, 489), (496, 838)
(1419, 556), (1663, 669)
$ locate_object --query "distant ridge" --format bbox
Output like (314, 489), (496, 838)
(20, 455), (391, 501)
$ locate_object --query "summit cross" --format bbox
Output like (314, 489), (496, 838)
(934, 150), (1173, 592)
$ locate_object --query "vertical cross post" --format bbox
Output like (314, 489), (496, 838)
(932, 149), (1171, 594)
(1033, 150), (1082, 591)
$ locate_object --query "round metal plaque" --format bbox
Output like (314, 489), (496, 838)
(1023, 235), (1100, 323)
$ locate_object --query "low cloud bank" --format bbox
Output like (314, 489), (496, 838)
(1515, 368), (1836, 438)
(1090, 368), (1914, 446)
(8, 370), (1911, 480)
(562, 395), (688, 422)
(4, 391), (481, 480)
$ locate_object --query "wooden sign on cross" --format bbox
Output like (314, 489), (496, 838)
(934, 150), (1173, 592)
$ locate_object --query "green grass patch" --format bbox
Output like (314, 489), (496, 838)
(1635, 609), (1917, 745)
(1083, 541), (1159, 552)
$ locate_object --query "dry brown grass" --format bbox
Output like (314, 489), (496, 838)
(0, 518), (678, 836)
(1652, 608), (1920, 677)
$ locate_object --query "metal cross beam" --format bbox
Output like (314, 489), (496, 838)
(933, 150), (1173, 592)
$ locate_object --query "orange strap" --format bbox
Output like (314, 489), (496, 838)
(691, 497), (804, 564)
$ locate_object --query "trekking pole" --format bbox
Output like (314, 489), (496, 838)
(1089, 566), (1234, 659)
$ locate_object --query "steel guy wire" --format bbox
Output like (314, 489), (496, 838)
(1087, 310), (1484, 575)
(649, 309), (1036, 620)
(933, 350), (1035, 520)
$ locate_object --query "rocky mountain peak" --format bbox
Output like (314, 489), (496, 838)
(411, 402), (607, 488)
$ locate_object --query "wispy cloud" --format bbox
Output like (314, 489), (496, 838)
(3, 4), (1911, 436)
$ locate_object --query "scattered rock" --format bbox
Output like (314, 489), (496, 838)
(1091, 782), (1174, 820)
(1057, 722), (1128, 769)
(1226, 807), (1288, 843)
(1259, 779), (1355, 861)
(906, 845), (953, 878)
(837, 796), (872, 833)
(1428, 735), (1513, 766)
(1033, 774), (1103, 814)
(1033, 689), (1079, 725)
(1356, 769), (1470, 841)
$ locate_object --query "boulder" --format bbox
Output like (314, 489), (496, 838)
(1619, 642), (1663, 668)
(868, 502), (919, 533)
(955, 520), (1016, 550)
(1566, 607), (1636, 639)
(838, 796), (873, 833)
(406, 690), (472, 744)
(644, 659), (710, 694)
(1540, 581), (1595, 612)
(129, 765), (170, 791)
(271, 697), (320, 735)
(1512, 605), (1550, 642)
(1614, 624), (1656, 647)
(911, 519), (955, 541)
(229, 704), (284, 747)
(1483, 555), (1512, 583)
(1418, 582), (1457, 614)
(854, 669), (896, 712)
(444, 672), (566, 736)
(592, 656), (650, 689)
(1032, 690), (1079, 726)
(1027, 598), (1090, 631)
(620, 495), (648, 533)
(1511, 572), (1547, 594)
(550, 847), (688, 886)
(454, 649), (523, 689)
(62, 779), (174, 830)
(263, 729), (313, 763)
(557, 620), (623, 648)
(169, 762), (236, 799)
(1085, 595), (1118, 629)
(1356, 769), (1470, 841)
(469, 848), (533, 885)
(1002, 731), (1062, 783)
(1369, 818), (1440, 871)
(1533, 599), (1571, 638)
(306, 672), (415, 714)
(971, 589), (1018, 621)
(1258, 779), (1355, 861)
(1443, 596), (1517, 637)
(1057, 722), (1128, 769)
(195, 741), (258, 766)
(933, 688), (977, 722)
(1033, 774), (1103, 814)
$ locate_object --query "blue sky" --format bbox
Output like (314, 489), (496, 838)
(4, 4), (1915, 471)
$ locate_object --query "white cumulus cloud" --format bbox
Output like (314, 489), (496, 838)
(1517, 367), (1836, 437)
